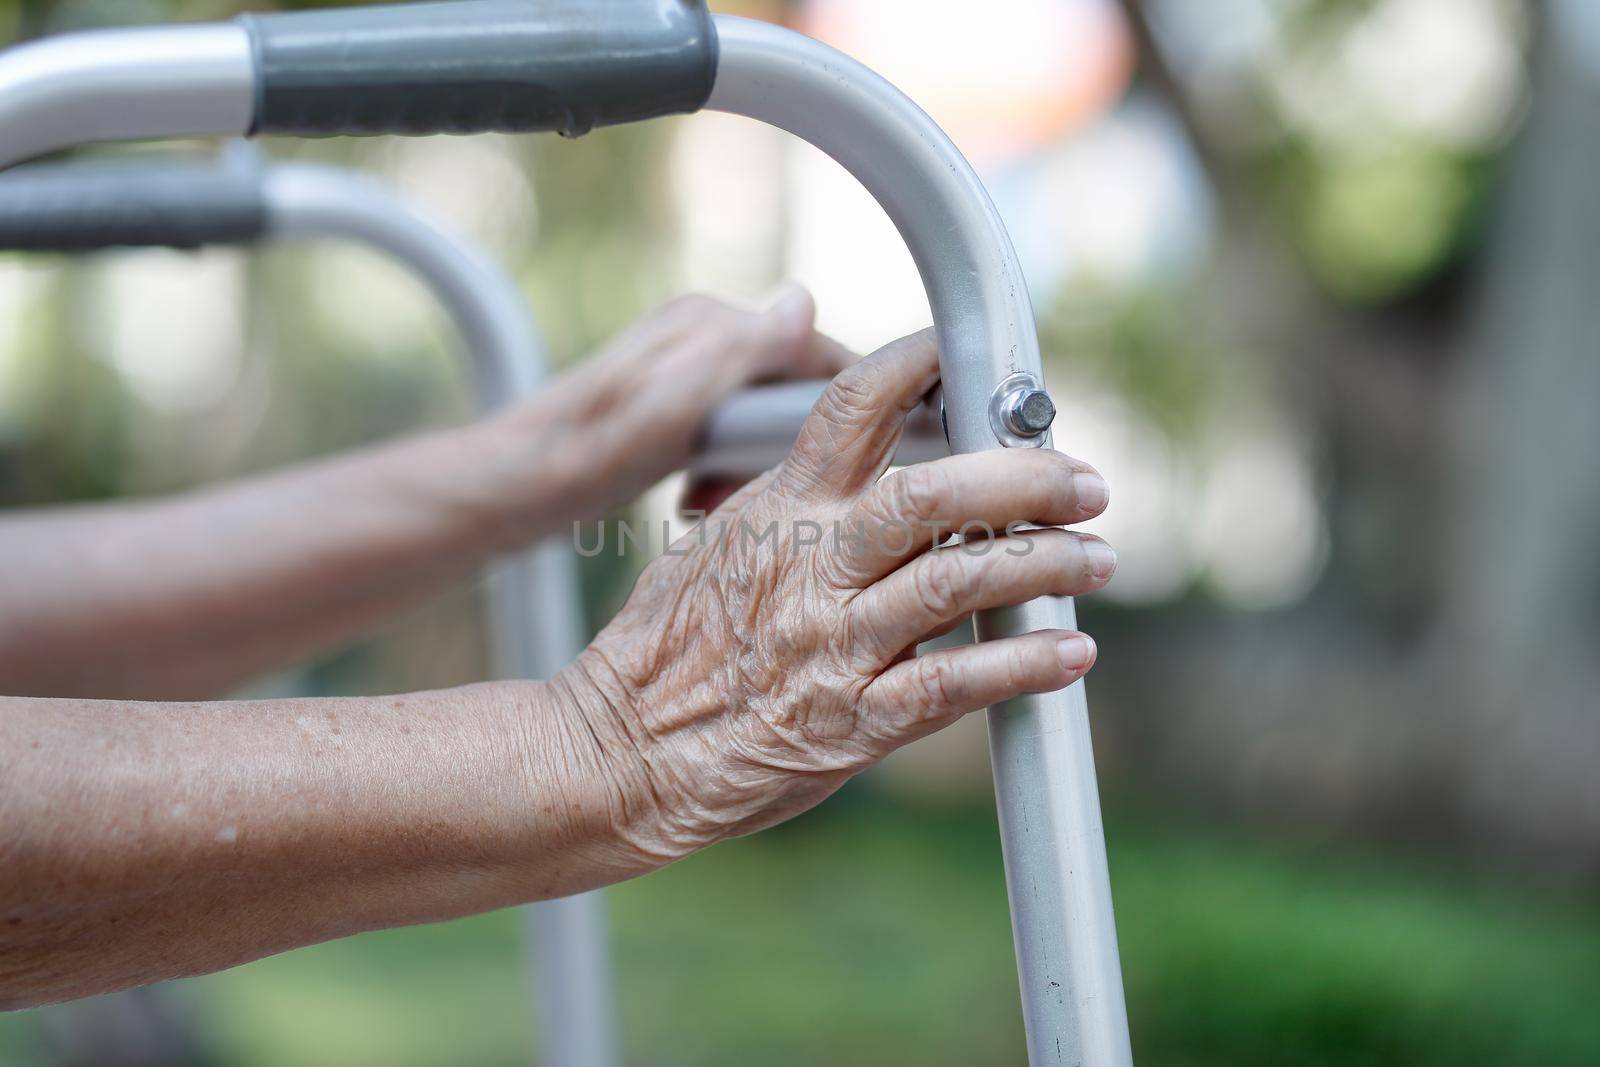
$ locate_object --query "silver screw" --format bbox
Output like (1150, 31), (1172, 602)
(999, 387), (1056, 438)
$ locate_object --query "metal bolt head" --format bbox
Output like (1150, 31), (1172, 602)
(1001, 387), (1056, 437)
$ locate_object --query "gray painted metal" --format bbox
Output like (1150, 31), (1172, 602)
(240, 0), (718, 138)
(708, 17), (1134, 1066)
(695, 380), (947, 478)
(0, 156), (266, 250)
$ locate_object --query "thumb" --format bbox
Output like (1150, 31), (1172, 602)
(780, 327), (942, 499)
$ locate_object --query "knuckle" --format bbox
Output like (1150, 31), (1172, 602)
(793, 364), (891, 464)
(913, 556), (964, 619)
(822, 357), (890, 414)
(888, 464), (947, 522)
(1030, 447), (1079, 487)
(811, 538), (858, 592)
(1002, 642), (1036, 689)
(914, 657), (963, 710)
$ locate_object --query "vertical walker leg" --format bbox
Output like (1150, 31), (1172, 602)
(490, 549), (619, 1067)
(707, 17), (1134, 1064)
(265, 165), (622, 1067)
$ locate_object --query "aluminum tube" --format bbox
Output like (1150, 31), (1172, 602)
(262, 164), (618, 1067)
(261, 163), (543, 404)
(695, 380), (947, 478)
(0, 25), (253, 170)
(708, 17), (1133, 1066)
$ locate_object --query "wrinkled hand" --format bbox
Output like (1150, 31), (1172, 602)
(552, 329), (1115, 874)
(479, 285), (854, 540)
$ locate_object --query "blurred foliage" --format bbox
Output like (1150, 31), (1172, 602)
(1270, 135), (1491, 305)
(1245, 0), (1518, 304)
(2, 2), (1592, 1064)
(4, 791), (1596, 1066)
(1039, 278), (1224, 438)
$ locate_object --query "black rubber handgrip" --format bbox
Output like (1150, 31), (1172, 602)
(0, 161), (266, 252)
(238, 0), (718, 139)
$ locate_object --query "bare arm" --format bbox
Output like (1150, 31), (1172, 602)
(0, 679), (611, 1009)
(1, 329), (1114, 1009)
(0, 289), (848, 700)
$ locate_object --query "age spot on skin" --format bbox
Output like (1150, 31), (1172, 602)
(215, 826), (239, 845)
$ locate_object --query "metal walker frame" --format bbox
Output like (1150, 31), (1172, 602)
(0, 3), (1133, 1062)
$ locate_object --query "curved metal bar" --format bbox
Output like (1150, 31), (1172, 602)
(261, 164), (544, 405)
(0, 25), (252, 169)
(0, 10), (1127, 1062)
(707, 16), (1133, 1066)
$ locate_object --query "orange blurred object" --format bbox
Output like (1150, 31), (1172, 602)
(795, 0), (1135, 166)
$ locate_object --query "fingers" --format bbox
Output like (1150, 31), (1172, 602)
(780, 328), (942, 498)
(847, 529), (1116, 664)
(635, 286), (854, 389)
(862, 630), (1097, 743)
(836, 448), (1109, 581)
(805, 332), (862, 377)
(755, 284), (860, 380)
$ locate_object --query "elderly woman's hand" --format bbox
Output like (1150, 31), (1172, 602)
(468, 285), (855, 545)
(0, 322), (1110, 1005)
(545, 329), (1115, 878)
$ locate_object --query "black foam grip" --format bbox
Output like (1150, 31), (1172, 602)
(0, 161), (266, 252)
(239, 0), (719, 139)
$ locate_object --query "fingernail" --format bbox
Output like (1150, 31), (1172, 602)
(1083, 538), (1118, 581)
(1074, 472), (1109, 514)
(1057, 634), (1097, 671)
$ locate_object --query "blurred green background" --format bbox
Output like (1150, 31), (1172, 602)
(2, 0), (1598, 1064)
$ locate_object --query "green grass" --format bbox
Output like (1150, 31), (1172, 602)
(4, 792), (1598, 1065)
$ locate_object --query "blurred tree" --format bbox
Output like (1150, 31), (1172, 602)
(1101, 0), (1600, 878)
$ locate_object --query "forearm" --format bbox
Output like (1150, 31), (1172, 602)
(0, 290), (844, 701)
(0, 679), (626, 1009)
(0, 409), (578, 700)
(0, 322), (1112, 1014)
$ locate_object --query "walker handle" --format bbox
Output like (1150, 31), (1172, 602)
(238, 0), (718, 139)
(0, 159), (264, 250)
